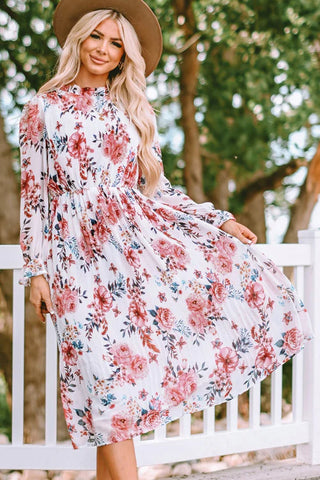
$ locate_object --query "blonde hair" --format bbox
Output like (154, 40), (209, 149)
(40, 10), (161, 196)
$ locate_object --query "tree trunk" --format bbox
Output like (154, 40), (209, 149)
(172, 0), (206, 202)
(284, 143), (320, 243)
(237, 193), (267, 243)
(0, 114), (67, 442)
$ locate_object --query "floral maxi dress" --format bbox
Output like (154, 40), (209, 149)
(19, 84), (313, 449)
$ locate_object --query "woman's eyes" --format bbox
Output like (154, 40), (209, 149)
(89, 34), (122, 48)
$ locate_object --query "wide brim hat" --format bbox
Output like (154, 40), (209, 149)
(53, 0), (162, 77)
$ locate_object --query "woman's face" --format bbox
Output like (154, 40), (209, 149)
(77, 17), (125, 86)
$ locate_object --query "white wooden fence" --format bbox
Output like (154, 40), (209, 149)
(0, 229), (319, 470)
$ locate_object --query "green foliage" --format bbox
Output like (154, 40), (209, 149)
(0, 373), (11, 439)
(149, 0), (320, 213)
(0, 0), (59, 104)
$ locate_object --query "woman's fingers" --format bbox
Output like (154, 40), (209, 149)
(42, 291), (54, 314)
(33, 297), (46, 322)
(220, 220), (258, 245)
(239, 226), (257, 244)
(30, 275), (54, 322)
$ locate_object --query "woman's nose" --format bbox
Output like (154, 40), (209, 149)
(97, 41), (109, 55)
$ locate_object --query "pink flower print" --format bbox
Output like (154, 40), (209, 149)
(56, 287), (78, 316)
(73, 92), (93, 113)
(179, 370), (198, 396)
(244, 282), (265, 309)
(95, 285), (113, 312)
(156, 207), (177, 222)
(83, 399), (94, 431)
(215, 347), (239, 374)
(124, 247), (140, 269)
(123, 159), (138, 186)
(171, 244), (190, 269)
(59, 217), (70, 238)
(61, 341), (78, 366)
(26, 103), (44, 143)
(210, 282), (228, 304)
(79, 237), (94, 264)
(119, 192), (136, 218)
(20, 171), (36, 200)
(111, 413), (135, 441)
(188, 311), (209, 334)
(255, 344), (277, 372)
(62, 286), (78, 313)
(129, 299), (148, 327)
(20, 169), (42, 212)
(139, 410), (161, 430)
(68, 131), (87, 158)
(156, 307), (175, 331)
(100, 196), (122, 226)
(165, 385), (185, 406)
(112, 343), (133, 367)
(129, 354), (148, 379)
(213, 254), (233, 274)
(153, 238), (173, 257)
(94, 218), (110, 243)
(216, 236), (237, 257)
(186, 293), (206, 312)
(103, 131), (127, 164)
(283, 328), (303, 355)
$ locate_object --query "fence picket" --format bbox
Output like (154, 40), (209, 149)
(179, 413), (191, 437)
(45, 318), (58, 445)
(227, 397), (238, 431)
(271, 366), (283, 425)
(203, 406), (215, 434)
(292, 352), (304, 423)
(11, 270), (25, 445)
(154, 424), (167, 440)
(249, 383), (261, 429)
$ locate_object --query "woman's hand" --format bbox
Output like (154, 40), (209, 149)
(30, 275), (54, 322)
(220, 219), (257, 245)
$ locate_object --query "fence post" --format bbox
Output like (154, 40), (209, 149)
(296, 229), (320, 465)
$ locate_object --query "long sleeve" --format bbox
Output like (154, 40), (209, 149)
(19, 95), (49, 285)
(148, 129), (235, 228)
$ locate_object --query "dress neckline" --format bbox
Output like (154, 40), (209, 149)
(61, 84), (110, 96)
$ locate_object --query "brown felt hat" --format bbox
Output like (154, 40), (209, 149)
(53, 0), (163, 77)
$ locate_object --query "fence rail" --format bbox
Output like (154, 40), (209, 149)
(0, 229), (319, 470)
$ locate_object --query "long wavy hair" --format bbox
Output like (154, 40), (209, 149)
(39, 9), (161, 196)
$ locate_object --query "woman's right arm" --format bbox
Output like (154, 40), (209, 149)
(19, 95), (53, 321)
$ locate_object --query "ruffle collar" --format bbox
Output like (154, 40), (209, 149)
(60, 84), (109, 96)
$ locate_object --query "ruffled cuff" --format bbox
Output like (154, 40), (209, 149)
(19, 259), (48, 286)
(200, 209), (236, 228)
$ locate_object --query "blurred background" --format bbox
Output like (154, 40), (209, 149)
(0, 0), (319, 447)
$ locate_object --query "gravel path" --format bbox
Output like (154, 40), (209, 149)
(160, 459), (320, 480)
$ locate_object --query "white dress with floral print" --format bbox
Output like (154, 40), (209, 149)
(19, 84), (313, 449)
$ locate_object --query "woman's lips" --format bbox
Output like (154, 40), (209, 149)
(90, 55), (107, 65)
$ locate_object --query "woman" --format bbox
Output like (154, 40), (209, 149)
(19, 0), (313, 478)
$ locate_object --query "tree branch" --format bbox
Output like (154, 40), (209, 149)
(236, 157), (308, 203)
(164, 33), (202, 56)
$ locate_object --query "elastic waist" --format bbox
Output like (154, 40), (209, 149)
(48, 186), (92, 199)
(48, 183), (137, 200)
